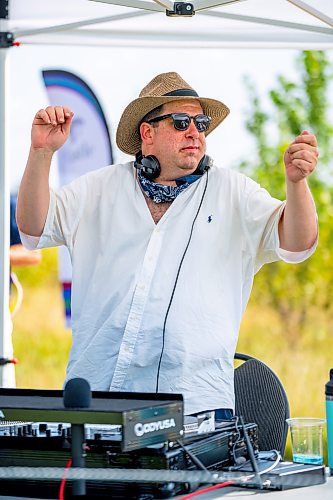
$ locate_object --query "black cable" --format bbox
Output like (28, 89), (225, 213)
(239, 416), (263, 489)
(176, 439), (209, 472)
(155, 170), (209, 392)
(231, 416), (242, 462)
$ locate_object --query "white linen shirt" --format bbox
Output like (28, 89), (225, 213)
(21, 163), (315, 415)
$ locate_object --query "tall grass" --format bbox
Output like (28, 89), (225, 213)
(12, 248), (71, 389)
(239, 303), (332, 420)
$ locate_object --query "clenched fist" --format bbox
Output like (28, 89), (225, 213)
(284, 130), (319, 183)
(31, 106), (74, 153)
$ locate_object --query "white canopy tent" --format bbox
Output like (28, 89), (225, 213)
(3, 0), (333, 48)
(1, 0), (333, 386)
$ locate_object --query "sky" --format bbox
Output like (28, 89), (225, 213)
(6, 43), (333, 192)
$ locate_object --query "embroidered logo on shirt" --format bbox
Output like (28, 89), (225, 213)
(207, 215), (213, 223)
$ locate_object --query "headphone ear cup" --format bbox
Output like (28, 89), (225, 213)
(195, 155), (213, 175)
(134, 154), (161, 180)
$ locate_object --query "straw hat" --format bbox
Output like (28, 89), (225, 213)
(116, 72), (230, 155)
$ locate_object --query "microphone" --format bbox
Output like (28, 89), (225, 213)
(63, 378), (91, 497)
(63, 377), (91, 408)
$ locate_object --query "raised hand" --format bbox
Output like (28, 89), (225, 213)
(283, 130), (319, 183)
(31, 106), (74, 153)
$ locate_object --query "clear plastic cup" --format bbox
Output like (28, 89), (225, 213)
(286, 417), (326, 465)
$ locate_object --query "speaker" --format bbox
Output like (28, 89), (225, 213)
(134, 152), (213, 181)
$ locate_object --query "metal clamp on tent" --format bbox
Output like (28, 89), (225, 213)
(0, 0), (8, 19)
(0, 31), (13, 48)
(0, 0), (12, 47)
(166, 2), (195, 17)
(90, 0), (247, 17)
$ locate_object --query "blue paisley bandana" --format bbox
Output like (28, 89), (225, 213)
(138, 169), (201, 203)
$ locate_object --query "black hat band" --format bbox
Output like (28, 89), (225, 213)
(164, 89), (199, 97)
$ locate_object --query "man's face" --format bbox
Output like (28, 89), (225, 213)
(141, 100), (207, 182)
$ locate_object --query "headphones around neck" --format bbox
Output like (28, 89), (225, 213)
(134, 152), (213, 181)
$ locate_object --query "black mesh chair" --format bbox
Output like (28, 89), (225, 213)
(234, 352), (290, 456)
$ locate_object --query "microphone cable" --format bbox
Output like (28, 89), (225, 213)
(155, 168), (209, 392)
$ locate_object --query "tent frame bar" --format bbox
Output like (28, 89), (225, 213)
(287, 0), (333, 28)
(14, 11), (153, 38)
(91, 0), (333, 27)
(202, 10), (333, 36)
(0, 46), (12, 387)
(11, 0), (333, 42)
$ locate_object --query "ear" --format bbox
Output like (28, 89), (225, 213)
(140, 122), (154, 146)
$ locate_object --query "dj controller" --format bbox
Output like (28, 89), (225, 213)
(0, 420), (258, 498)
(0, 387), (259, 499)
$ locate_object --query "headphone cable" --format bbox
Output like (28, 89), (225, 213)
(155, 169), (209, 392)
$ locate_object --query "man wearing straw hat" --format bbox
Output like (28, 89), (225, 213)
(17, 72), (318, 418)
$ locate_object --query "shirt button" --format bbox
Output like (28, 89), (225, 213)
(138, 283), (145, 290)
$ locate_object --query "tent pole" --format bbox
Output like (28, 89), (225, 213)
(0, 46), (15, 388)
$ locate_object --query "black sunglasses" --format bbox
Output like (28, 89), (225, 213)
(146, 113), (212, 133)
